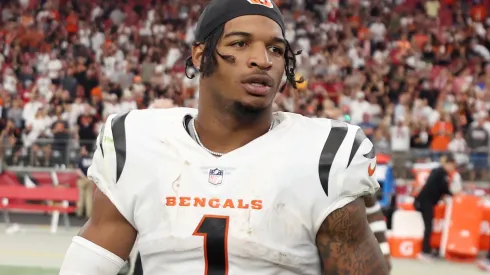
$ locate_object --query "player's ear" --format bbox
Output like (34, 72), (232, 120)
(191, 44), (205, 71)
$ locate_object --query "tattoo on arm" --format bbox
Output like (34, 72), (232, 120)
(316, 198), (389, 275)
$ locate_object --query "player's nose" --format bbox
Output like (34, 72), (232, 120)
(247, 45), (272, 71)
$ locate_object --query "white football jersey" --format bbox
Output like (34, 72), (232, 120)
(88, 107), (379, 275)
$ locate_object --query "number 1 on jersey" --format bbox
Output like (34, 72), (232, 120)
(193, 215), (229, 275)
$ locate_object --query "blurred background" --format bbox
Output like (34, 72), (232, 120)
(1, 0), (490, 274)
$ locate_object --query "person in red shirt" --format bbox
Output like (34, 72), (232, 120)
(471, 0), (487, 21)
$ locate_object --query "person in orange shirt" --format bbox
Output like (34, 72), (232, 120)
(90, 86), (102, 101)
(430, 112), (454, 160)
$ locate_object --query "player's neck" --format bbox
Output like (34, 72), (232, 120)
(194, 108), (273, 154)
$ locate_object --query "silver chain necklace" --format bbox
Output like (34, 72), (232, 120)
(191, 118), (274, 157)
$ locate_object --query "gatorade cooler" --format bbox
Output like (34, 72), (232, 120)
(388, 210), (424, 258)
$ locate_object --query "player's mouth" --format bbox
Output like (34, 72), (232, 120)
(241, 74), (273, 96)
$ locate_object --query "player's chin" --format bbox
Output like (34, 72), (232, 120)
(234, 84), (277, 111)
(241, 93), (275, 109)
(234, 97), (274, 113)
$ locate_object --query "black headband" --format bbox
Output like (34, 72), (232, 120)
(195, 0), (285, 42)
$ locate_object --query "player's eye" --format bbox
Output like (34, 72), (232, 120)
(269, 46), (284, 55)
(230, 41), (247, 48)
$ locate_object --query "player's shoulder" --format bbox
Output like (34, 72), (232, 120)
(275, 114), (379, 233)
(103, 107), (196, 134)
(98, 107), (196, 156)
(276, 112), (373, 171)
(95, 108), (196, 183)
(288, 114), (374, 167)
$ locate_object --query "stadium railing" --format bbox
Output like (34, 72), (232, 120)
(0, 139), (488, 181)
(1, 139), (96, 168)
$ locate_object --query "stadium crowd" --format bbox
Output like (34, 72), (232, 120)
(1, 0), (490, 180)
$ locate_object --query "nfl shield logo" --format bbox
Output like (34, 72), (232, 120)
(208, 168), (224, 185)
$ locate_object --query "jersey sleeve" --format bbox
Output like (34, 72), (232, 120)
(314, 124), (380, 230)
(338, 134), (380, 200)
(87, 112), (136, 228)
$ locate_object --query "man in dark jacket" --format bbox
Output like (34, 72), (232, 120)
(415, 154), (457, 261)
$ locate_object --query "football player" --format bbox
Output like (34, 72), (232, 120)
(59, 0), (389, 274)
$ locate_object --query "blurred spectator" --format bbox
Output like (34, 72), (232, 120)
(373, 128), (390, 155)
(391, 119), (411, 179)
(52, 119), (70, 166)
(430, 113), (454, 160)
(7, 98), (23, 128)
(410, 118), (432, 160)
(22, 108), (51, 149)
(75, 146), (93, 218)
(448, 130), (469, 167)
(359, 113), (376, 140)
(467, 112), (490, 180)
(350, 92), (372, 125)
(77, 104), (97, 148)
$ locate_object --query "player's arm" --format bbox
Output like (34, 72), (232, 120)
(59, 114), (137, 275)
(317, 198), (389, 274)
(314, 124), (388, 274)
(364, 195), (392, 271)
